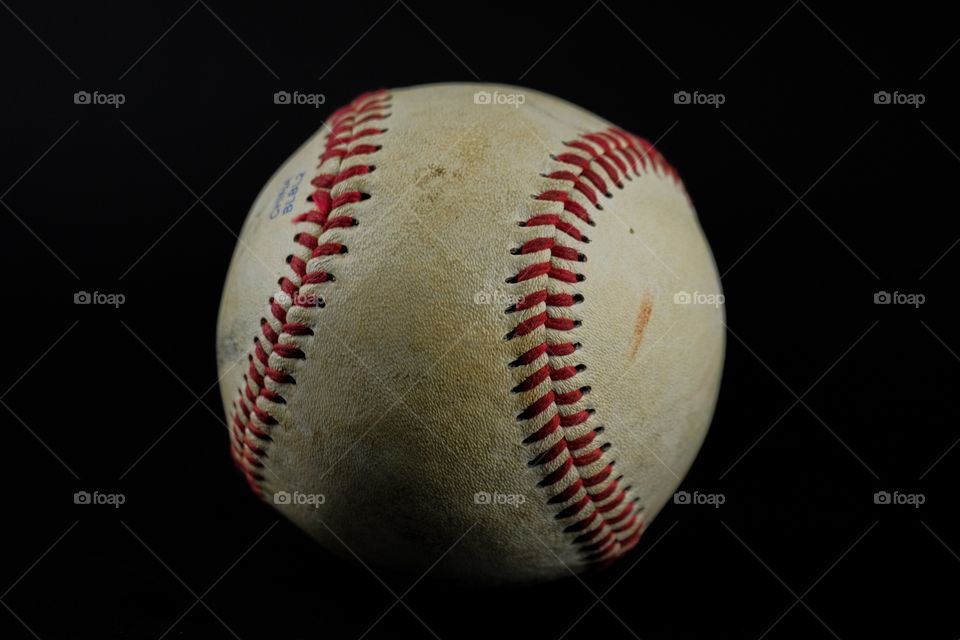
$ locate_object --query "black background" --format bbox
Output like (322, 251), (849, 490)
(1, 1), (958, 638)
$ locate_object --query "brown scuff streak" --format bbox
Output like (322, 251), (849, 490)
(629, 293), (654, 358)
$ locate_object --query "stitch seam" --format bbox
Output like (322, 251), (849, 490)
(507, 126), (683, 563)
(229, 90), (391, 496)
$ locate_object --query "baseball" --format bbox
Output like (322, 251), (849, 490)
(216, 83), (724, 584)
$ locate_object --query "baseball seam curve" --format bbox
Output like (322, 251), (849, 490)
(228, 89), (391, 496)
(506, 126), (682, 563)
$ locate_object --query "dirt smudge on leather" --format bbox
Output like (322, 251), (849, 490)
(629, 293), (654, 358)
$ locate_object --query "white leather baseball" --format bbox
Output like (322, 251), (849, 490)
(216, 83), (724, 584)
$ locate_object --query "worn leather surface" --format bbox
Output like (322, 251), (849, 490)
(216, 83), (725, 584)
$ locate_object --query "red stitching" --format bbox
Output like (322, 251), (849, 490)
(229, 89), (390, 496)
(508, 126), (683, 563)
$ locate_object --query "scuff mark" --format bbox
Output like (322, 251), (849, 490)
(629, 293), (654, 358)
